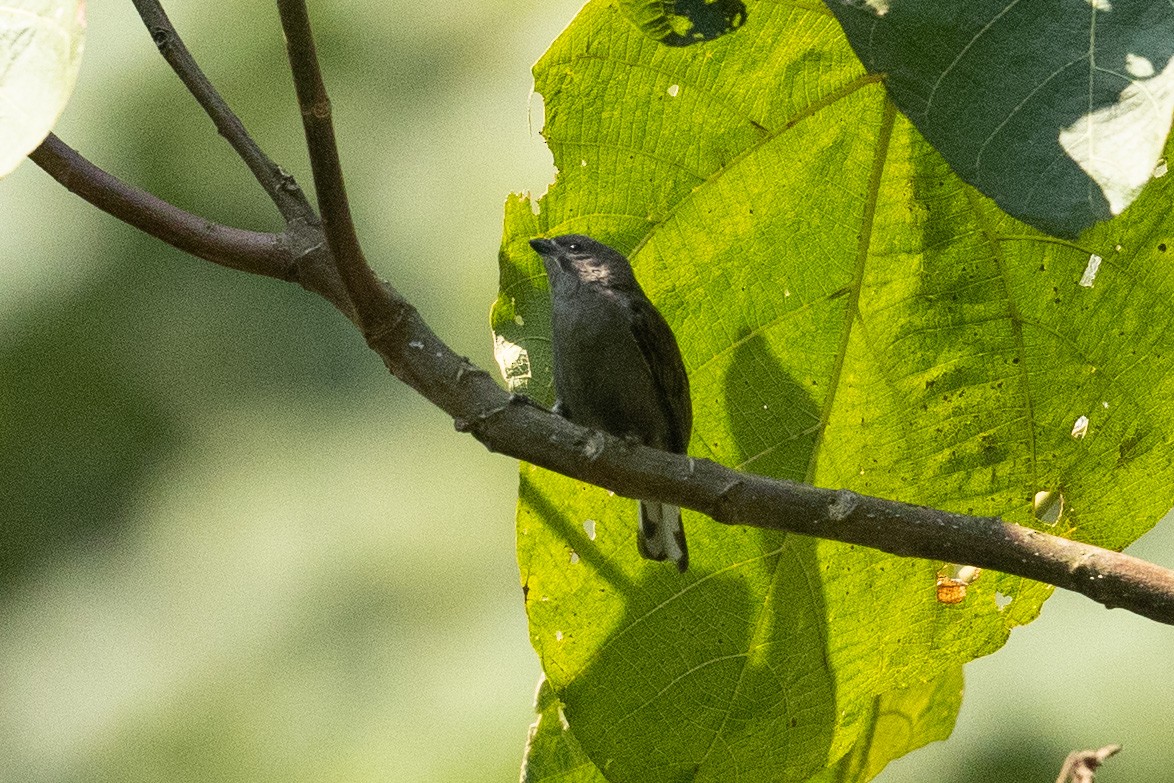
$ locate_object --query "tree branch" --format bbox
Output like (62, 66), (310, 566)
(359, 311), (1174, 625)
(275, 0), (393, 334)
(1056, 744), (1120, 783)
(28, 134), (355, 315)
(130, 0), (315, 223)
(29, 133), (293, 278)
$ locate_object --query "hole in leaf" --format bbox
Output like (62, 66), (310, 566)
(1033, 490), (1065, 526)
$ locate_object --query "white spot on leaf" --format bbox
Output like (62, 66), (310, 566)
(569, 551), (579, 564)
(995, 591), (1013, 609)
(1125, 53), (1155, 79)
(1156, 158), (1169, 178)
(1071, 415), (1090, 439)
(840, 0), (890, 15)
(667, 84), (680, 97)
(583, 519), (596, 540)
(954, 565), (980, 584)
(1079, 254), (1102, 287)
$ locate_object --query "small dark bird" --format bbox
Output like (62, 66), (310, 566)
(529, 234), (693, 572)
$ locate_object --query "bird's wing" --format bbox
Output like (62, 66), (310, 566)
(626, 296), (693, 453)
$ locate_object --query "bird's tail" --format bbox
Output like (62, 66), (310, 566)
(637, 500), (689, 572)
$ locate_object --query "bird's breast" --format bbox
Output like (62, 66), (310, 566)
(550, 290), (666, 444)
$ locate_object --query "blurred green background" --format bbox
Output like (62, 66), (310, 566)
(1, 2), (1172, 781)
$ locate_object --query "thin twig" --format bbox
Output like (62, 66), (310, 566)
(130, 0), (315, 223)
(28, 134), (356, 315)
(1056, 744), (1121, 783)
(29, 133), (293, 278)
(275, 0), (395, 334)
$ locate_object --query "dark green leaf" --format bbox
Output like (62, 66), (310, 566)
(827, 0), (1174, 237)
(808, 667), (963, 783)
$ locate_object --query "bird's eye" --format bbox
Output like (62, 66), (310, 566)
(566, 242), (581, 252)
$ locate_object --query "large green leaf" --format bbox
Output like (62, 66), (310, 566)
(493, 2), (1174, 781)
(0, 0), (85, 178)
(828, 0), (1174, 238)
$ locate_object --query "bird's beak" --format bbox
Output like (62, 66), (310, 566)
(529, 238), (556, 256)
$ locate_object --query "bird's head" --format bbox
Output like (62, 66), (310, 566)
(529, 234), (637, 291)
